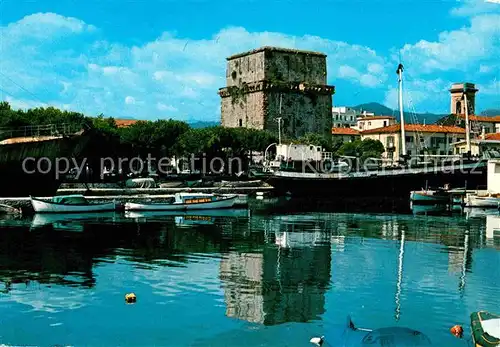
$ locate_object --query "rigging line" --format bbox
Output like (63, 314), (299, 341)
(0, 71), (46, 105)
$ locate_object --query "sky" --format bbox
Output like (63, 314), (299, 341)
(0, 0), (499, 122)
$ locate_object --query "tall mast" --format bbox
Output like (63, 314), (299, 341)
(397, 64), (406, 158)
(464, 90), (471, 154)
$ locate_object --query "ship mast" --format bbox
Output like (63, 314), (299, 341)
(397, 64), (406, 159)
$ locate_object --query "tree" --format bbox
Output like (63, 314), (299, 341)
(336, 139), (384, 160)
(297, 133), (333, 152)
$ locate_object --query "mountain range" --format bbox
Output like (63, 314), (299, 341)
(351, 103), (500, 124)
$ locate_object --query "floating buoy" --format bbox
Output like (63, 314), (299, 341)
(125, 293), (137, 304)
(450, 325), (463, 338)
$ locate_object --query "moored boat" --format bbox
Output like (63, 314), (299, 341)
(470, 311), (500, 347)
(410, 189), (450, 204)
(31, 195), (118, 213)
(466, 194), (500, 208)
(124, 192), (237, 211)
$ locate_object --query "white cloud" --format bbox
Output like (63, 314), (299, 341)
(337, 65), (384, 88)
(383, 79), (451, 113)
(451, 0), (500, 16)
(399, 14), (500, 73)
(157, 102), (177, 112)
(0, 11), (498, 120)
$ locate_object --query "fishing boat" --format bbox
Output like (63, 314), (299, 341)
(124, 192), (237, 211)
(267, 66), (487, 198)
(410, 189), (450, 204)
(309, 316), (432, 346)
(30, 195), (118, 213)
(470, 311), (500, 347)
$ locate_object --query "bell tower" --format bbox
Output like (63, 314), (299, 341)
(449, 82), (478, 115)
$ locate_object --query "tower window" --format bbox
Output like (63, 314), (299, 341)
(456, 101), (461, 114)
(239, 119), (243, 127)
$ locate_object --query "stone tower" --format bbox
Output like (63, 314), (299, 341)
(218, 47), (335, 139)
(449, 82), (478, 115)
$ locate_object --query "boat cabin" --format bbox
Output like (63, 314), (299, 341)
(51, 195), (89, 205)
(174, 193), (217, 204)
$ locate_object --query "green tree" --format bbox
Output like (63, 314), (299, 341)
(336, 139), (384, 159)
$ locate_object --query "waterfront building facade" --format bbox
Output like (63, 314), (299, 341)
(361, 124), (466, 160)
(219, 46), (335, 139)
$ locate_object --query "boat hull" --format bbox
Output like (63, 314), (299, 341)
(268, 162), (487, 198)
(124, 196), (237, 211)
(466, 195), (500, 208)
(410, 191), (449, 204)
(470, 311), (500, 347)
(31, 198), (118, 213)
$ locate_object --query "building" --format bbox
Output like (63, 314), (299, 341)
(361, 124), (466, 160)
(331, 127), (360, 143)
(356, 115), (396, 131)
(449, 82), (478, 115)
(332, 106), (358, 128)
(457, 114), (500, 134)
(452, 133), (500, 157)
(218, 46), (335, 138)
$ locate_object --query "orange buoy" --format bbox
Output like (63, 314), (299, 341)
(125, 293), (137, 304)
(450, 325), (463, 338)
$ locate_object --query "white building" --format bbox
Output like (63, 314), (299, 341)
(356, 115), (396, 131)
(332, 106), (358, 128)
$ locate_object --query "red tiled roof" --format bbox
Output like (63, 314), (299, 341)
(361, 124), (466, 135)
(357, 115), (395, 120)
(457, 114), (500, 122)
(485, 133), (500, 141)
(332, 127), (360, 135)
(115, 119), (139, 128)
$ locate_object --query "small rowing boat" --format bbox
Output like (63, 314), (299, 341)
(124, 192), (237, 211)
(471, 311), (500, 347)
(309, 316), (431, 346)
(30, 195), (118, 213)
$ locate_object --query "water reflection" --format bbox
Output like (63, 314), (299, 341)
(220, 215), (331, 325)
(0, 203), (498, 346)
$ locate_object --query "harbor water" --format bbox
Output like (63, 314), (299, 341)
(0, 197), (498, 346)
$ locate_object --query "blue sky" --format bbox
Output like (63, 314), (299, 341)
(0, 0), (499, 121)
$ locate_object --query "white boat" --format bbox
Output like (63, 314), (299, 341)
(465, 193), (500, 208)
(124, 192), (237, 211)
(30, 195), (118, 213)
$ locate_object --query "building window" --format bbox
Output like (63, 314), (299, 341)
(383, 121), (387, 127)
(405, 136), (414, 143)
(456, 101), (461, 114)
(239, 119), (243, 127)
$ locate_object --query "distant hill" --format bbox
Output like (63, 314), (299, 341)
(351, 102), (447, 124)
(188, 120), (219, 128)
(481, 109), (500, 116)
